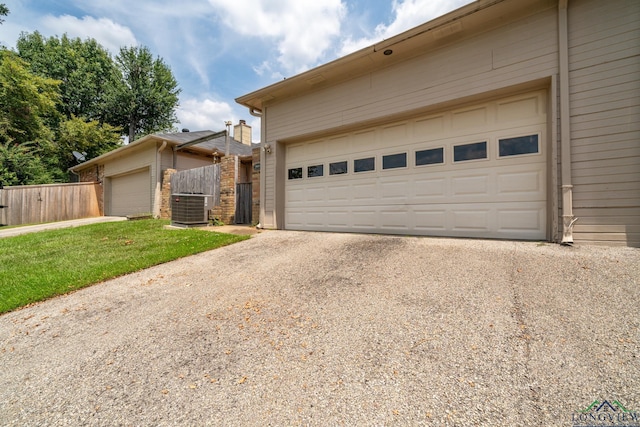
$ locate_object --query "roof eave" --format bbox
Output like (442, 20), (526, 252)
(69, 134), (172, 172)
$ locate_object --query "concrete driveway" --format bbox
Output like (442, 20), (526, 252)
(1, 231), (638, 426)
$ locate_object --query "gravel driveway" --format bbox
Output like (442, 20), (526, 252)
(1, 231), (639, 426)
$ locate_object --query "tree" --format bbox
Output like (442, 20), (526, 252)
(108, 46), (181, 142)
(0, 4), (8, 25)
(0, 140), (54, 185)
(0, 50), (59, 184)
(56, 116), (121, 173)
(16, 32), (120, 123)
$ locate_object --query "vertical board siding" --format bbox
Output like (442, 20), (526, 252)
(235, 183), (252, 224)
(0, 182), (101, 226)
(170, 164), (220, 206)
(569, 0), (640, 246)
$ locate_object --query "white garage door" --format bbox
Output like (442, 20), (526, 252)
(109, 168), (151, 216)
(285, 91), (547, 240)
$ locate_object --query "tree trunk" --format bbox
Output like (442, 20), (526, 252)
(128, 120), (135, 144)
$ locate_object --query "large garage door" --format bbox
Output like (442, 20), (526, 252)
(109, 168), (151, 216)
(285, 91), (547, 240)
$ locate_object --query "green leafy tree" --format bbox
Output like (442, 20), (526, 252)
(108, 46), (181, 142)
(0, 50), (59, 184)
(16, 32), (120, 123)
(0, 3), (8, 25)
(57, 116), (122, 173)
(0, 140), (54, 185)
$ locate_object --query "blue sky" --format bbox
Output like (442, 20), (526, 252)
(0, 0), (472, 141)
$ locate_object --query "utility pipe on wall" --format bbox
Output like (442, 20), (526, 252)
(559, 0), (577, 244)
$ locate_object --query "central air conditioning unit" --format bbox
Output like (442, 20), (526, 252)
(171, 194), (213, 227)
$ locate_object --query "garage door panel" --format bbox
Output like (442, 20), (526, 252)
(328, 185), (350, 202)
(352, 210), (378, 228)
(305, 187), (326, 202)
(353, 182), (378, 201)
(498, 204), (545, 231)
(286, 210), (305, 227)
(381, 180), (410, 201)
(380, 210), (410, 230)
(284, 91), (547, 240)
(498, 170), (543, 194)
(413, 210), (447, 230)
(306, 211), (326, 226)
(414, 116), (445, 138)
(414, 178), (446, 198)
(327, 210), (350, 227)
(287, 187), (306, 205)
(451, 209), (491, 231)
(110, 168), (151, 216)
(452, 175), (489, 196)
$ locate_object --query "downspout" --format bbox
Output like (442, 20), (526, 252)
(559, 0), (577, 244)
(248, 107), (266, 228)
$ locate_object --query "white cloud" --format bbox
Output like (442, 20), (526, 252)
(41, 15), (138, 53)
(178, 98), (260, 142)
(177, 98), (235, 132)
(252, 60), (285, 81)
(207, 0), (345, 74)
(339, 0), (473, 56)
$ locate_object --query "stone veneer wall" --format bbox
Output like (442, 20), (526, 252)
(160, 168), (177, 219)
(211, 156), (237, 225)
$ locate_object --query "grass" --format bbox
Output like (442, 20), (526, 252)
(0, 219), (250, 314)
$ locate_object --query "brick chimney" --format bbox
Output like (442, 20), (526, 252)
(233, 120), (252, 146)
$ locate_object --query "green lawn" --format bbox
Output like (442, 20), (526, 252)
(0, 219), (250, 314)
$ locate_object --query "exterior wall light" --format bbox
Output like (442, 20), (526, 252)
(263, 143), (272, 154)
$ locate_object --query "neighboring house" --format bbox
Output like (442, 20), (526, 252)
(237, 0), (639, 246)
(70, 120), (259, 224)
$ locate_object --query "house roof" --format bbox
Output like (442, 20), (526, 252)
(70, 130), (256, 172)
(236, 0), (550, 112)
(171, 131), (256, 157)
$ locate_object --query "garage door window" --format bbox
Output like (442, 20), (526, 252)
(382, 153), (407, 169)
(354, 157), (375, 173)
(329, 161), (348, 175)
(416, 147), (444, 166)
(499, 134), (539, 157)
(308, 164), (324, 177)
(288, 167), (303, 179)
(454, 142), (487, 162)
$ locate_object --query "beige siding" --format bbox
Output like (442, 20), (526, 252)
(175, 153), (212, 171)
(161, 149), (174, 172)
(569, 0), (640, 246)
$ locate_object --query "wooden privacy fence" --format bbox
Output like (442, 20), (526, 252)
(0, 182), (101, 226)
(235, 183), (252, 224)
(170, 164), (220, 205)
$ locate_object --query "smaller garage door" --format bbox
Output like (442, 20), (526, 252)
(109, 168), (151, 216)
